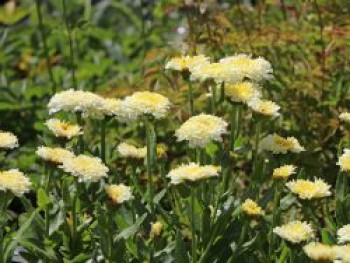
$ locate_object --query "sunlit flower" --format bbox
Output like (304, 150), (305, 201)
(273, 165), (297, 179)
(150, 221), (163, 238)
(105, 184), (133, 204)
(47, 89), (105, 117)
(259, 134), (305, 154)
(45, 119), (82, 139)
(337, 149), (350, 172)
(123, 91), (171, 119)
(241, 199), (264, 217)
(303, 243), (336, 261)
(335, 245), (350, 263)
(248, 99), (280, 118)
(190, 62), (243, 84)
(286, 178), (331, 200)
(224, 82), (261, 104)
(0, 131), (18, 149)
(165, 55), (210, 72)
(98, 98), (137, 121)
(338, 225), (350, 244)
(219, 54), (273, 82)
(273, 221), (314, 244)
(117, 142), (147, 159)
(0, 169), (31, 196)
(167, 163), (221, 185)
(340, 112), (350, 123)
(175, 114), (228, 148)
(60, 155), (108, 182)
(36, 146), (75, 164)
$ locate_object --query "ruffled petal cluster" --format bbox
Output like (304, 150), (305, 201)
(338, 224), (350, 244)
(45, 119), (82, 139)
(337, 149), (350, 172)
(286, 178), (331, 200)
(303, 243), (337, 261)
(117, 143), (147, 159)
(259, 134), (305, 154)
(272, 165), (297, 179)
(165, 55), (210, 72)
(241, 199), (264, 217)
(36, 146), (75, 164)
(224, 82), (261, 104)
(105, 184), (133, 204)
(248, 99), (280, 118)
(0, 169), (31, 196)
(0, 131), (19, 149)
(273, 221), (314, 244)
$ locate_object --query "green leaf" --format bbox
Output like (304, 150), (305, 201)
(115, 213), (147, 241)
(37, 188), (50, 209)
(175, 231), (189, 263)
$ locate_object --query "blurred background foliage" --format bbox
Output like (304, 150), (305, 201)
(0, 0), (349, 182)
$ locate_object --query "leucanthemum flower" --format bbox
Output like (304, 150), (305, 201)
(335, 245), (350, 263)
(0, 131), (18, 149)
(98, 98), (137, 121)
(175, 114), (228, 148)
(224, 82), (261, 104)
(303, 243), (336, 261)
(286, 178), (331, 200)
(36, 146), (75, 164)
(47, 89), (105, 117)
(167, 163), (221, 185)
(60, 155), (108, 182)
(241, 199), (264, 217)
(248, 99), (280, 118)
(273, 221), (314, 244)
(123, 91), (171, 119)
(337, 149), (350, 172)
(259, 134), (305, 154)
(273, 165), (297, 180)
(219, 54), (273, 82)
(340, 112), (350, 123)
(338, 225), (350, 244)
(165, 55), (210, 72)
(45, 119), (82, 139)
(117, 142), (147, 159)
(0, 169), (31, 196)
(105, 184), (133, 204)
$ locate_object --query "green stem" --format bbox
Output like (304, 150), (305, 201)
(188, 81), (194, 116)
(268, 181), (282, 258)
(44, 168), (52, 237)
(277, 245), (289, 263)
(101, 117), (106, 162)
(145, 120), (156, 215)
(76, 113), (84, 154)
(211, 85), (217, 114)
(230, 104), (237, 151)
(72, 182), (79, 254)
(191, 187), (197, 263)
(35, 0), (56, 94)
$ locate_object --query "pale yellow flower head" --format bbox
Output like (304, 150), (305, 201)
(175, 114), (228, 148)
(340, 112), (350, 123)
(219, 54), (273, 82)
(303, 243), (336, 261)
(0, 169), (31, 196)
(105, 184), (133, 204)
(98, 98), (137, 121)
(335, 245), (350, 263)
(165, 55), (210, 72)
(224, 82), (261, 104)
(47, 89), (105, 117)
(259, 134), (305, 154)
(0, 131), (18, 149)
(248, 99), (280, 118)
(117, 142), (147, 159)
(338, 225), (350, 244)
(337, 149), (350, 172)
(123, 91), (171, 119)
(241, 199), (264, 217)
(45, 119), (82, 139)
(273, 221), (314, 244)
(36, 146), (75, 164)
(286, 178), (331, 200)
(167, 163), (221, 185)
(150, 221), (163, 238)
(273, 165), (297, 180)
(60, 155), (108, 182)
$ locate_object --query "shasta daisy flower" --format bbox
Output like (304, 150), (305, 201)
(273, 221), (314, 244)
(175, 114), (228, 148)
(273, 165), (297, 180)
(338, 225), (350, 244)
(36, 146), (75, 164)
(335, 245), (350, 262)
(117, 142), (147, 159)
(286, 178), (331, 200)
(165, 55), (210, 72)
(303, 243), (336, 261)
(340, 112), (350, 123)
(248, 99), (280, 118)
(224, 82), (261, 104)
(167, 163), (221, 185)
(0, 131), (18, 149)
(241, 199), (264, 217)
(105, 184), (133, 204)
(0, 169), (31, 196)
(337, 149), (350, 172)
(259, 134), (305, 154)
(45, 119), (82, 139)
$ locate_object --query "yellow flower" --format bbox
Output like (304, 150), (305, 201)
(36, 146), (75, 164)
(167, 163), (221, 185)
(105, 184), (133, 204)
(219, 54), (273, 82)
(241, 199), (264, 217)
(175, 114), (228, 148)
(286, 178), (331, 200)
(338, 225), (350, 244)
(303, 243), (336, 261)
(273, 165), (297, 180)
(150, 221), (163, 238)
(224, 82), (261, 104)
(259, 134), (305, 154)
(60, 155), (108, 182)
(117, 143), (147, 159)
(335, 245), (350, 263)
(273, 221), (314, 244)
(45, 119), (82, 139)
(156, 143), (168, 158)
(337, 149), (350, 172)
(0, 131), (18, 149)
(0, 169), (31, 196)
(165, 55), (210, 72)
(340, 112), (350, 123)
(123, 91), (171, 119)
(248, 99), (280, 118)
